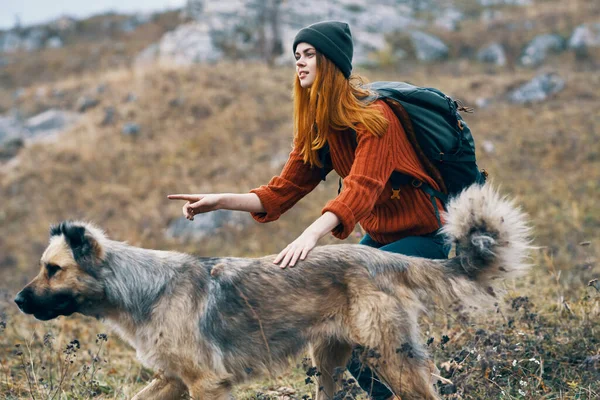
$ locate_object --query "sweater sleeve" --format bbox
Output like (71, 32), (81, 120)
(250, 145), (329, 223)
(321, 102), (402, 239)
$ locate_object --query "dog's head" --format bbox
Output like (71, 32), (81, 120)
(15, 221), (107, 321)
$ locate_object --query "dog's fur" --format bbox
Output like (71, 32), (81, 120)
(15, 184), (531, 400)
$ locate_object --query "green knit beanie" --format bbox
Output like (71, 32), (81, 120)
(293, 21), (353, 79)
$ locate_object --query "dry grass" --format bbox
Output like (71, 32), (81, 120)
(1, 0), (599, 398)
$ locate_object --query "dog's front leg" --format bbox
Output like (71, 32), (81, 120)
(131, 374), (189, 400)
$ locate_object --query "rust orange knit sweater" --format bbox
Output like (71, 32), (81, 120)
(250, 100), (444, 244)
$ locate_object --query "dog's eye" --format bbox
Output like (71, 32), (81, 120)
(46, 263), (61, 278)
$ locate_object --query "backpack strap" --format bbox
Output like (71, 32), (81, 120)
(318, 141), (332, 181)
(412, 179), (447, 228)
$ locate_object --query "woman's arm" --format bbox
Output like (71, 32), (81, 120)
(274, 211), (340, 268)
(219, 193), (265, 213)
(167, 193), (265, 220)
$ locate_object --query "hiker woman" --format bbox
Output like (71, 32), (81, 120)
(168, 21), (447, 400)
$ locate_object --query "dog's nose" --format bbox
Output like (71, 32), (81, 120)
(14, 292), (26, 309)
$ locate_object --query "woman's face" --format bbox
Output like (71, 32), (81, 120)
(295, 42), (317, 88)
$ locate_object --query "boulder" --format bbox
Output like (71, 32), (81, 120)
(477, 43), (507, 66)
(24, 109), (79, 139)
(508, 73), (565, 104)
(21, 28), (47, 52)
(434, 8), (465, 32)
(0, 137), (24, 160)
(520, 34), (565, 67)
(165, 210), (253, 240)
(410, 31), (449, 62)
(76, 96), (100, 112)
(157, 23), (223, 65)
(46, 37), (63, 49)
(0, 114), (26, 145)
(0, 31), (21, 53)
(101, 107), (116, 126)
(353, 31), (388, 65)
(568, 23), (600, 51)
(122, 123), (140, 136)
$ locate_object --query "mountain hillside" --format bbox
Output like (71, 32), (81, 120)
(0, 0), (599, 399)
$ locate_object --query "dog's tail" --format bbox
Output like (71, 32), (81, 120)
(374, 183), (533, 308)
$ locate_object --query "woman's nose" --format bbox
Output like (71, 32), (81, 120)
(296, 58), (305, 67)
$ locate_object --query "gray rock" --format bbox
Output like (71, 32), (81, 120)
(76, 96), (99, 112)
(124, 92), (138, 103)
(157, 23), (222, 65)
(122, 123), (140, 136)
(169, 97), (185, 107)
(520, 34), (566, 67)
(96, 83), (108, 94)
(477, 43), (507, 66)
(508, 73), (565, 104)
(358, 5), (420, 33)
(46, 36), (63, 49)
(183, 0), (205, 21)
(101, 107), (116, 126)
(410, 31), (449, 62)
(0, 114), (26, 145)
(568, 23), (600, 50)
(480, 9), (503, 24)
(0, 137), (24, 160)
(434, 8), (464, 32)
(24, 109), (79, 139)
(178, 0), (422, 66)
(353, 30), (388, 65)
(165, 210), (253, 240)
(22, 28), (47, 52)
(0, 31), (21, 53)
(1, 109), (79, 146)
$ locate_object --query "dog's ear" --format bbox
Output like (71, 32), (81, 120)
(51, 221), (105, 265)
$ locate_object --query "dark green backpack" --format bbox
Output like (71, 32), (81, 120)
(318, 81), (487, 224)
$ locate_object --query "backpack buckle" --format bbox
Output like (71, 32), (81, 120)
(391, 188), (401, 199)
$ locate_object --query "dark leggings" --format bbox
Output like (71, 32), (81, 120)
(346, 230), (450, 399)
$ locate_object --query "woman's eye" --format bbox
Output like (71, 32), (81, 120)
(46, 264), (61, 278)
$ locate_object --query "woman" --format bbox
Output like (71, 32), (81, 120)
(168, 21), (447, 400)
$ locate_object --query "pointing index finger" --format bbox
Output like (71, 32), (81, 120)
(167, 194), (199, 201)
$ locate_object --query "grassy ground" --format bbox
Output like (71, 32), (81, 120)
(1, 0), (599, 398)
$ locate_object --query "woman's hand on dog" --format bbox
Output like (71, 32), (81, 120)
(274, 211), (341, 269)
(167, 194), (222, 220)
(274, 230), (319, 269)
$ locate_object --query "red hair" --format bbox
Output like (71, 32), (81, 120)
(293, 53), (388, 167)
